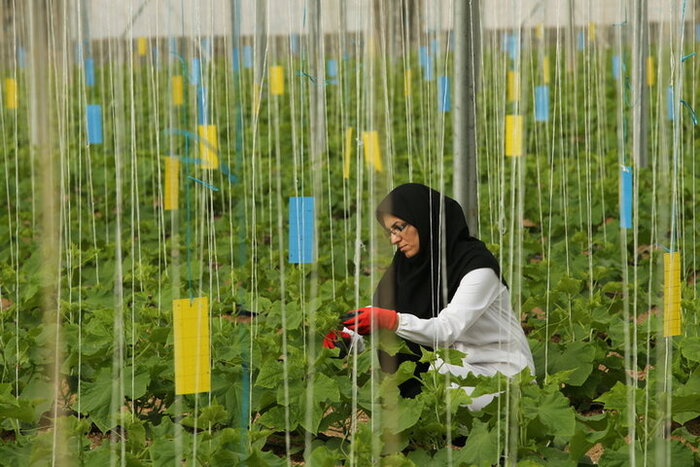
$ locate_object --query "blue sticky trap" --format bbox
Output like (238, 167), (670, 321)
(327, 59), (338, 77)
(290, 34), (299, 54)
(197, 86), (208, 125)
(243, 45), (253, 69)
(219, 161), (239, 184)
(75, 43), (84, 63)
(232, 48), (240, 72)
(508, 36), (518, 60)
(501, 34), (510, 52)
(84, 58), (95, 87)
(169, 37), (178, 55)
(16, 46), (26, 68)
(151, 46), (159, 65)
(612, 55), (621, 80)
(620, 166), (633, 229)
(503, 34), (518, 60)
(680, 99), (698, 125)
(431, 39), (439, 55)
(696, 24), (700, 42)
(289, 197), (315, 264)
(682, 52), (696, 62)
(535, 85), (549, 122)
(86, 104), (103, 144)
(200, 38), (212, 60)
(437, 76), (450, 112)
(577, 31), (586, 50)
(419, 46), (429, 67)
(190, 58), (201, 85)
(187, 175), (219, 191)
(656, 243), (672, 253)
(423, 56), (433, 81)
(667, 86), (674, 121)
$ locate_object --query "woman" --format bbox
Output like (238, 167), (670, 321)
(338, 183), (534, 409)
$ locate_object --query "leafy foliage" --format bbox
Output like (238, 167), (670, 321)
(0, 46), (698, 466)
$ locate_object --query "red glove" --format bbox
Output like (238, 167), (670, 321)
(322, 330), (351, 349)
(342, 306), (398, 335)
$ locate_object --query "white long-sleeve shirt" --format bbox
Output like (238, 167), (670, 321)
(343, 268), (534, 410)
(395, 268), (535, 385)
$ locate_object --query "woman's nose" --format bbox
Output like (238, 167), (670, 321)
(390, 233), (400, 245)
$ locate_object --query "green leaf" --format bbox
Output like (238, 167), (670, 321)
(308, 446), (341, 467)
(199, 403), (229, 426)
(256, 406), (288, 430)
(377, 331), (407, 356)
(672, 395), (700, 415)
(596, 381), (644, 417)
(537, 389), (576, 437)
(82, 443), (113, 465)
(419, 347), (437, 363)
(0, 383), (37, 423)
(407, 449), (432, 465)
(124, 416), (146, 452)
(456, 420), (500, 466)
(314, 373), (340, 403)
(124, 367), (150, 400)
(75, 366), (148, 433)
(676, 368), (700, 396)
(516, 460), (546, 467)
(601, 281), (624, 294)
(148, 327), (170, 345)
(673, 411), (699, 425)
(395, 398), (424, 433)
(75, 368), (114, 432)
(255, 358), (282, 388)
(243, 447), (287, 466)
(680, 337), (700, 363)
(380, 453), (416, 466)
(298, 391), (324, 434)
(436, 348), (467, 366)
(556, 276), (582, 295)
(545, 369), (577, 386)
(547, 341), (595, 386)
(284, 302), (303, 330)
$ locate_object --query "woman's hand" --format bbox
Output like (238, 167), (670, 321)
(322, 330), (351, 349)
(342, 306), (398, 335)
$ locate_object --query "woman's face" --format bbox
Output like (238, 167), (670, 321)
(382, 214), (420, 258)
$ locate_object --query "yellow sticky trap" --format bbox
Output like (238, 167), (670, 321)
(172, 75), (184, 106)
(368, 35), (376, 59)
(137, 37), (147, 56)
(197, 124), (219, 169)
(270, 66), (284, 95)
(588, 23), (596, 42)
(173, 297), (211, 395)
(4, 78), (18, 109)
(362, 130), (383, 172)
(543, 56), (550, 85)
(252, 82), (261, 114)
(535, 24), (544, 40)
(507, 71), (519, 102)
(663, 252), (682, 337)
(505, 115), (523, 157)
(404, 69), (412, 97)
(646, 56), (656, 86)
(164, 157), (179, 210)
(343, 127), (353, 179)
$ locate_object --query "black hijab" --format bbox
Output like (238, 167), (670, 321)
(373, 183), (502, 396)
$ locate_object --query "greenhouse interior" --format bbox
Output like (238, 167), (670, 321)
(1, 0), (700, 465)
